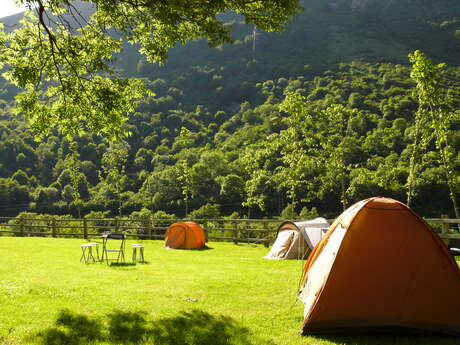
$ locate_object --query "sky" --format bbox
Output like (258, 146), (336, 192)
(1, 0), (26, 19)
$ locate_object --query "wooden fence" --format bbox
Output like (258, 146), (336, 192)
(0, 217), (459, 246)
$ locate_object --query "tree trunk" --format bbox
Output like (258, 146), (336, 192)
(407, 115), (423, 207)
(185, 198), (189, 219)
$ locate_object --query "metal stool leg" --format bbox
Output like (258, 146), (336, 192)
(87, 246), (94, 262)
(132, 244), (145, 263)
(132, 247), (137, 262)
(80, 246), (87, 263)
(80, 244), (92, 264)
(139, 247), (144, 263)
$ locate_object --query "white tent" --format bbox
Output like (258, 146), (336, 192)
(264, 218), (330, 260)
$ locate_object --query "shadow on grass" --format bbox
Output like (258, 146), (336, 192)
(166, 246), (214, 251)
(314, 333), (460, 345)
(35, 309), (274, 345)
(34, 309), (103, 345)
(190, 246), (213, 251)
(107, 262), (140, 267)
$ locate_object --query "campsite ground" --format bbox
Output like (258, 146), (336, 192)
(0, 237), (459, 345)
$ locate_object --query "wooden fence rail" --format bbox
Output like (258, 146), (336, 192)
(0, 217), (459, 246)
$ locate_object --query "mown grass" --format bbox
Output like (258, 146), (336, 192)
(0, 237), (459, 345)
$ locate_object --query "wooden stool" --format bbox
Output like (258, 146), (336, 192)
(132, 244), (145, 263)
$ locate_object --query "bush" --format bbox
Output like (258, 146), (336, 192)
(280, 204), (297, 220)
(152, 210), (177, 220)
(84, 210), (111, 233)
(129, 208), (154, 236)
(8, 212), (77, 236)
(189, 204), (221, 219)
(299, 207), (320, 220)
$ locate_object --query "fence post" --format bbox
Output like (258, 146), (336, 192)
(204, 220), (209, 243)
(83, 219), (88, 239)
(19, 218), (25, 237)
(263, 222), (269, 248)
(150, 218), (154, 240)
(233, 221), (238, 245)
(51, 218), (57, 238)
(246, 220), (250, 244)
(441, 215), (449, 235)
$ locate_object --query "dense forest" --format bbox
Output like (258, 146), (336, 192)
(0, 0), (459, 219)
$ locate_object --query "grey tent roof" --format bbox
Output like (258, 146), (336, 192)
(277, 218), (330, 249)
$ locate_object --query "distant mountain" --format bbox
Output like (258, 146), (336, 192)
(2, 0), (459, 83)
(111, 0), (460, 113)
(0, 12), (23, 28)
(79, 0), (457, 121)
(1, 0), (459, 111)
(0, 0), (93, 30)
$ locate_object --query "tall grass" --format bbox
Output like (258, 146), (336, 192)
(0, 238), (458, 345)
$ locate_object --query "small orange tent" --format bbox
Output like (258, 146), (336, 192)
(165, 222), (206, 249)
(299, 197), (460, 335)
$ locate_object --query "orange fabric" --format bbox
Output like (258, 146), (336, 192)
(301, 197), (460, 335)
(301, 200), (367, 281)
(165, 222), (206, 249)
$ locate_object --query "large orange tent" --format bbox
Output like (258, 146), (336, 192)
(299, 197), (460, 335)
(165, 222), (206, 249)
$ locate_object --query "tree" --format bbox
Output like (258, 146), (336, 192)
(100, 140), (129, 216)
(277, 92), (364, 212)
(65, 141), (87, 218)
(174, 127), (195, 217)
(0, 0), (300, 140)
(408, 50), (460, 220)
(240, 141), (277, 217)
(277, 92), (321, 213)
(0, 178), (31, 215)
(216, 174), (245, 205)
(12, 170), (30, 186)
(35, 185), (59, 205)
(316, 104), (360, 211)
(176, 158), (192, 218)
(189, 203), (221, 219)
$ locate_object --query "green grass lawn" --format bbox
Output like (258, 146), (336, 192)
(0, 237), (459, 345)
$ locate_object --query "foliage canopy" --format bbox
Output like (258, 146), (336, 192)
(0, 0), (300, 139)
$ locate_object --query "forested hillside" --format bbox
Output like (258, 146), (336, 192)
(0, 0), (459, 219)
